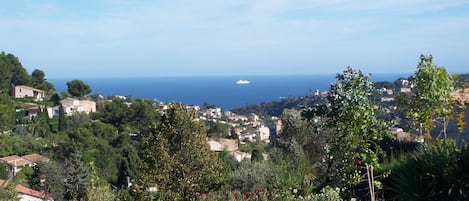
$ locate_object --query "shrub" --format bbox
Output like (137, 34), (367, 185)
(388, 140), (469, 200)
(228, 161), (276, 192)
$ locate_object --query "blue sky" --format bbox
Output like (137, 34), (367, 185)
(1, 0), (468, 78)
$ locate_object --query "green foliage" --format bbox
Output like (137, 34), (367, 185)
(138, 104), (225, 200)
(58, 104), (66, 131)
(388, 140), (469, 201)
(66, 79), (91, 97)
(228, 161), (276, 192)
(83, 162), (115, 201)
(0, 94), (15, 132)
(309, 186), (343, 201)
(0, 52), (30, 94)
(409, 55), (455, 137)
(270, 149), (315, 196)
(207, 122), (229, 138)
(14, 166), (34, 184)
(0, 134), (48, 156)
(63, 153), (90, 200)
(128, 98), (159, 135)
(31, 161), (66, 201)
(303, 67), (392, 200)
(0, 163), (8, 179)
(99, 98), (130, 133)
(231, 96), (317, 117)
(30, 69), (55, 94)
(0, 181), (19, 201)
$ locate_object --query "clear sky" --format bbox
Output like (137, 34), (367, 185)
(1, 0), (468, 78)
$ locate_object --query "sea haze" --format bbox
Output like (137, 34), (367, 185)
(49, 74), (410, 110)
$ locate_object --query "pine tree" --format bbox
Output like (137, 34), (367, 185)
(138, 104), (225, 200)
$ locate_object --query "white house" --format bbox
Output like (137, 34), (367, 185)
(12, 85), (44, 101)
(258, 126), (270, 142)
(60, 98), (96, 116)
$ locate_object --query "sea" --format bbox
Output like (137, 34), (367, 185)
(49, 74), (410, 110)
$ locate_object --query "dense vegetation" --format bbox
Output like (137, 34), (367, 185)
(0, 52), (468, 200)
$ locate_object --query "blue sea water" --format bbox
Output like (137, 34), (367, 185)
(49, 74), (410, 110)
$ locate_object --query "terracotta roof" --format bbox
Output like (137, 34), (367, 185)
(22, 154), (50, 163)
(451, 88), (469, 104)
(0, 179), (53, 200)
(0, 155), (22, 163)
(15, 183), (54, 200)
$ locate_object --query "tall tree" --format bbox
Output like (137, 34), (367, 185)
(58, 104), (66, 131)
(83, 162), (115, 201)
(0, 94), (15, 132)
(303, 67), (391, 200)
(63, 152), (90, 200)
(30, 161), (66, 201)
(129, 99), (159, 136)
(138, 104), (225, 200)
(0, 52), (30, 94)
(30, 69), (55, 94)
(99, 98), (130, 133)
(66, 79), (91, 97)
(410, 54), (455, 139)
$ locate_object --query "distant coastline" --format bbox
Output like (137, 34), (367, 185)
(49, 74), (411, 109)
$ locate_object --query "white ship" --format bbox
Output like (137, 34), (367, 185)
(236, 80), (250, 85)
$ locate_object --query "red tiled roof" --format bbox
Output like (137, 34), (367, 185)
(0, 155), (21, 163)
(22, 154), (50, 163)
(0, 179), (53, 200)
(0, 155), (33, 167)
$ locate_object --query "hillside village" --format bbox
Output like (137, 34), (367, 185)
(1, 52), (469, 200)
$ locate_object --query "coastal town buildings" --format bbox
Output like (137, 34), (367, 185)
(11, 85), (44, 101)
(60, 97), (96, 116)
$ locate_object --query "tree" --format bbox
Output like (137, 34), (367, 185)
(128, 99), (159, 136)
(83, 162), (115, 201)
(303, 67), (391, 200)
(138, 104), (225, 200)
(58, 104), (66, 131)
(409, 54), (455, 139)
(30, 161), (66, 201)
(30, 69), (55, 94)
(0, 94), (15, 132)
(0, 163), (8, 179)
(0, 52), (30, 94)
(63, 152), (90, 200)
(67, 79), (91, 97)
(99, 98), (130, 133)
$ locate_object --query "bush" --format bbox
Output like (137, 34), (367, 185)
(228, 161), (276, 192)
(388, 140), (469, 200)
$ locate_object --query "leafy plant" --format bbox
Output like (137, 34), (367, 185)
(388, 140), (469, 200)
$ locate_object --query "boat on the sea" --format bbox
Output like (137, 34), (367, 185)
(236, 80), (250, 85)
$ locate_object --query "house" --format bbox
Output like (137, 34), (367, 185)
(0, 179), (54, 201)
(400, 87), (412, 93)
(11, 85), (44, 101)
(60, 98), (96, 116)
(380, 97), (395, 102)
(258, 125), (270, 142)
(248, 113), (259, 122)
(0, 155), (33, 176)
(208, 138), (238, 152)
(230, 151), (251, 162)
(22, 154), (50, 165)
(451, 88), (469, 104)
(0, 154), (50, 176)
